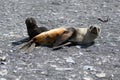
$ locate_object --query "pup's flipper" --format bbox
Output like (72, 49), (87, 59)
(20, 40), (35, 52)
(53, 27), (75, 47)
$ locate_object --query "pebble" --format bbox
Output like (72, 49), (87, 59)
(0, 69), (8, 76)
(115, 49), (119, 52)
(41, 71), (48, 75)
(95, 72), (106, 78)
(0, 78), (7, 80)
(15, 76), (22, 80)
(9, 50), (13, 53)
(79, 52), (83, 55)
(0, 56), (6, 61)
(71, 74), (76, 78)
(1, 62), (7, 65)
(97, 16), (110, 22)
(51, 1), (61, 5)
(83, 65), (96, 71)
(55, 67), (74, 71)
(50, 64), (57, 68)
(83, 76), (93, 80)
(15, 78), (20, 80)
(64, 57), (75, 64)
(0, 49), (2, 53)
(110, 43), (117, 47)
(85, 49), (91, 52)
(75, 45), (81, 49)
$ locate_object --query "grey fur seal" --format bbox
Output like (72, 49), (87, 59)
(53, 25), (101, 49)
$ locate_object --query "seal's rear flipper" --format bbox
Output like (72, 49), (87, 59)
(20, 40), (35, 52)
(53, 27), (75, 47)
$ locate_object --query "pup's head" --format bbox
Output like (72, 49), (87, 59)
(25, 17), (37, 28)
(88, 25), (101, 36)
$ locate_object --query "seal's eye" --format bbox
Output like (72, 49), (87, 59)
(97, 28), (100, 32)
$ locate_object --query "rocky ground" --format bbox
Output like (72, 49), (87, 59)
(0, 0), (120, 80)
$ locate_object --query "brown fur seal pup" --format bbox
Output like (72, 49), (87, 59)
(53, 25), (101, 49)
(20, 27), (74, 52)
(25, 17), (48, 39)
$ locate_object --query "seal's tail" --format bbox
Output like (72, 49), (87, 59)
(20, 40), (35, 52)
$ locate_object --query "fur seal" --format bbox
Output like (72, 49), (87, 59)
(20, 27), (74, 52)
(53, 25), (101, 49)
(25, 17), (48, 39)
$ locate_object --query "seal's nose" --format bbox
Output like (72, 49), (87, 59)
(90, 27), (98, 34)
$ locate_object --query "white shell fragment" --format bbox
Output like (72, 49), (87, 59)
(0, 69), (8, 76)
(65, 57), (75, 64)
(95, 72), (106, 78)
(55, 67), (74, 71)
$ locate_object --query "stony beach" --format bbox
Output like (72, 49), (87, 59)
(0, 0), (120, 80)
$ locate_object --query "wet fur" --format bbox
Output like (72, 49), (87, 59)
(20, 27), (72, 52)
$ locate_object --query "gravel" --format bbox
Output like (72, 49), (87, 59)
(0, 0), (120, 80)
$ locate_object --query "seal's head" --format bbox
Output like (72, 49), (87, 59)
(25, 17), (37, 28)
(88, 25), (101, 36)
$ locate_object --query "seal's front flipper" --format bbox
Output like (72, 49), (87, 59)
(53, 27), (75, 47)
(53, 42), (72, 50)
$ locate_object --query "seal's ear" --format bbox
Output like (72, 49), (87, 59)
(97, 27), (101, 33)
(53, 27), (75, 47)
